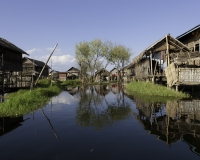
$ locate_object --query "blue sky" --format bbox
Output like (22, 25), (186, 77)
(1, 0), (200, 71)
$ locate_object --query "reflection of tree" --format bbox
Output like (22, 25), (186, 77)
(76, 85), (131, 130)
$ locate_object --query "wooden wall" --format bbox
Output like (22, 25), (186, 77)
(178, 27), (200, 51)
(0, 47), (22, 71)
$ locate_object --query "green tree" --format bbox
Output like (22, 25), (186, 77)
(109, 45), (132, 82)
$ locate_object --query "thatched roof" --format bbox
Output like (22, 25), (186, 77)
(24, 57), (50, 68)
(0, 37), (28, 55)
(132, 34), (190, 65)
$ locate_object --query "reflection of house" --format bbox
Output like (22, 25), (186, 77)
(65, 86), (79, 95)
(95, 68), (109, 82)
(0, 116), (24, 137)
(66, 67), (80, 80)
(94, 85), (110, 96)
(134, 98), (200, 156)
(110, 84), (119, 94)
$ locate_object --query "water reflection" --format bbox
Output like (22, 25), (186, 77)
(74, 85), (131, 130)
(0, 116), (25, 136)
(133, 97), (200, 156)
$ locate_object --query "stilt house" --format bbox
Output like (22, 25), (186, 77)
(0, 37), (29, 91)
(66, 67), (80, 80)
(130, 34), (190, 85)
(110, 68), (118, 81)
(95, 68), (109, 82)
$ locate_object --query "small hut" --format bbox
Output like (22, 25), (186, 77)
(95, 68), (109, 82)
(110, 68), (118, 81)
(66, 67), (80, 80)
(49, 70), (59, 81)
(58, 72), (67, 81)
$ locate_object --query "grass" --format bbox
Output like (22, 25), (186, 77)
(0, 79), (61, 117)
(125, 81), (190, 103)
(60, 79), (82, 86)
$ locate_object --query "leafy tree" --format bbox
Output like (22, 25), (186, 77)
(75, 39), (132, 83)
(108, 44), (132, 82)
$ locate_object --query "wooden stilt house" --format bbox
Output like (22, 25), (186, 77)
(95, 68), (110, 82)
(130, 34), (190, 85)
(0, 37), (29, 91)
(66, 67), (80, 80)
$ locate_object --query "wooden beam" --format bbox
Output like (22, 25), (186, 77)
(166, 35), (170, 66)
(199, 39), (200, 52)
(150, 52), (153, 75)
(168, 40), (188, 52)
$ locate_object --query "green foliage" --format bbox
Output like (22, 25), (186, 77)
(36, 79), (51, 87)
(61, 79), (82, 86)
(0, 86), (61, 117)
(126, 81), (190, 99)
(75, 39), (132, 83)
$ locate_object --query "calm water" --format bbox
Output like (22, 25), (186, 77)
(0, 85), (200, 160)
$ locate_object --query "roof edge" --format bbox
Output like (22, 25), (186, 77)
(176, 24), (200, 40)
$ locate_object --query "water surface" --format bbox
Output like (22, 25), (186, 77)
(0, 85), (199, 160)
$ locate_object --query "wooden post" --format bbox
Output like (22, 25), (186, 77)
(176, 85), (178, 91)
(166, 35), (170, 66)
(2, 72), (4, 94)
(194, 41), (196, 51)
(199, 39), (200, 52)
(150, 52), (153, 75)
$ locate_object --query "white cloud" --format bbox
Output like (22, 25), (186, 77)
(26, 47), (78, 72)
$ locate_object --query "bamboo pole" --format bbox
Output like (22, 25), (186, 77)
(35, 44), (58, 86)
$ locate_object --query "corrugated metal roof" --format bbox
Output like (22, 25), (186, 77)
(24, 57), (50, 68)
(0, 37), (28, 55)
(176, 24), (200, 40)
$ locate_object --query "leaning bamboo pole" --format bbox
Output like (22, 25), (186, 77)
(34, 44), (58, 86)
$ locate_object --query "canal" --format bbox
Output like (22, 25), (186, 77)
(0, 85), (199, 160)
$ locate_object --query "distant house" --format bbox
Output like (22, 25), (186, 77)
(176, 24), (200, 52)
(66, 67), (80, 80)
(49, 70), (59, 81)
(121, 64), (135, 82)
(58, 72), (67, 81)
(95, 68), (109, 82)
(10, 57), (50, 87)
(110, 68), (118, 81)
(22, 57), (50, 79)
